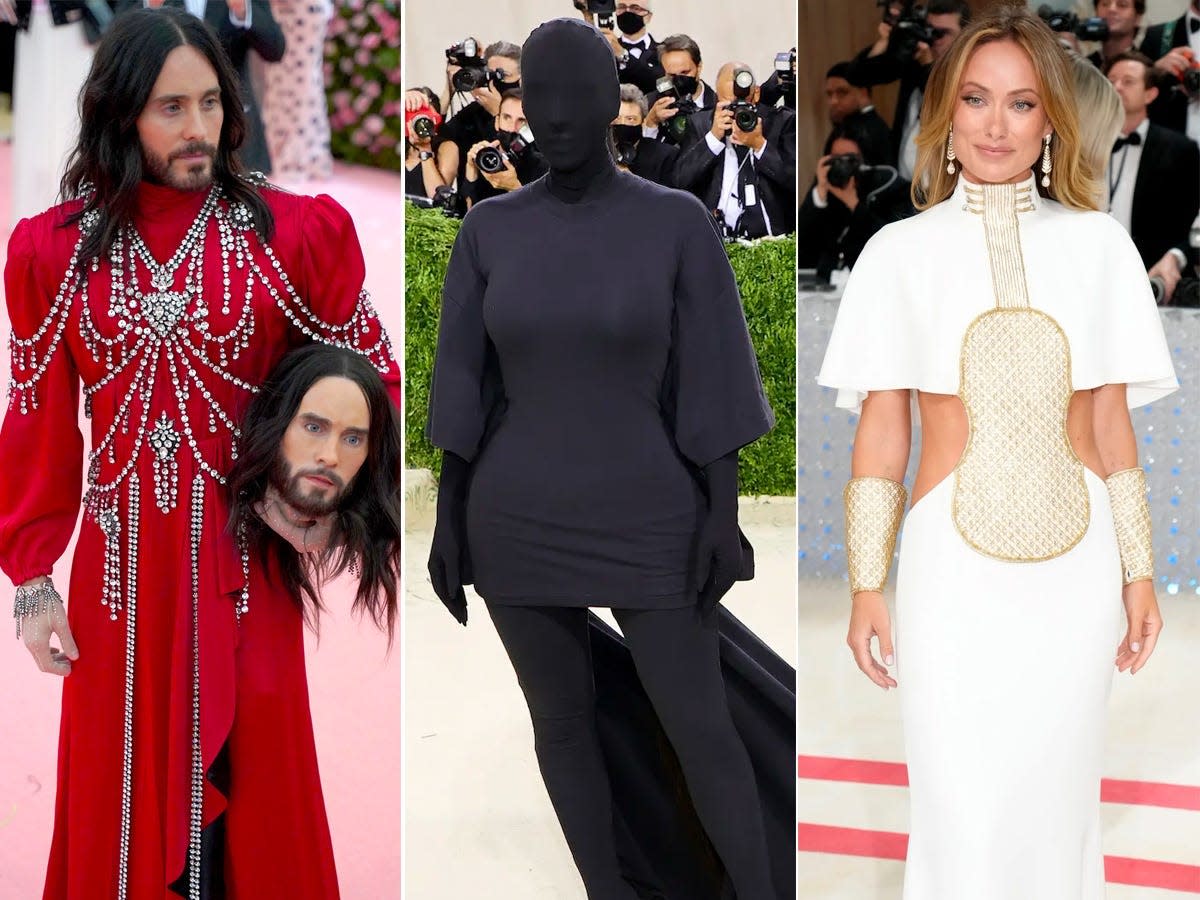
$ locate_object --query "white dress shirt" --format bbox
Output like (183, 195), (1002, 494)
(703, 130), (771, 235)
(1108, 117), (1150, 236)
(898, 88), (922, 181)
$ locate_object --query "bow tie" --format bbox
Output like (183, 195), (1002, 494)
(1113, 132), (1142, 152)
(620, 39), (644, 50)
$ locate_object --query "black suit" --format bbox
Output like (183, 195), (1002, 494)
(1139, 15), (1192, 136)
(115, 0), (285, 174)
(847, 50), (931, 167)
(14, 0), (113, 42)
(1125, 122), (1200, 269)
(627, 137), (677, 187)
(672, 104), (796, 238)
(617, 34), (664, 95)
(797, 170), (915, 276)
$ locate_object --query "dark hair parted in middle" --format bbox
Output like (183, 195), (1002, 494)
(227, 344), (403, 640)
(60, 7), (274, 261)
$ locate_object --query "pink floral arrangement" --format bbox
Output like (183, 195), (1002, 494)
(325, 0), (401, 171)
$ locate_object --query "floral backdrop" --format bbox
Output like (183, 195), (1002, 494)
(325, 0), (402, 172)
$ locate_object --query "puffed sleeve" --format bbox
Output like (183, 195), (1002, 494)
(425, 217), (505, 462)
(0, 220), (84, 585)
(665, 201), (774, 467)
(297, 194), (401, 407)
(1074, 216), (1178, 408)
(816, 225), (922, 413)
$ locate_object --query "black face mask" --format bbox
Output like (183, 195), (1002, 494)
(611, 123), (642, 146)
(521, 18), (620, 201)
(496, 129), (517, 151)
(496, 77), (520, 93)
(616, 11), (645, 36)
(672, 74), (698, 97)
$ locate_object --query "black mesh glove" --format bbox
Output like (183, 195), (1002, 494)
(427, 451), (471, 625)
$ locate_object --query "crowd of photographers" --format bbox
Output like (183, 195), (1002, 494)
(800, 0), (1200, 307)
(404, 0), (798, 242)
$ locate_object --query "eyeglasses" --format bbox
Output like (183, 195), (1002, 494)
(616, 4), (650, 14)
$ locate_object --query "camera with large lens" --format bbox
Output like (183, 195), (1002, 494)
(411, 115), (436, 140)
(826, 153), (863, 189)
(655, 74), (699, 143)
(1035, 5), (1109, 42)
(431, 185), (461, 218)
(476, 126), (534, 175)
(1183, 63), (1200, 98)
(728, 67), (760, 132)
(586, 0), (616, 30)
(453, 66), (503, 93)
(878, 1), (940, 64)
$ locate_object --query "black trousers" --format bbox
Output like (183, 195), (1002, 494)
(487, 603), (775, 900)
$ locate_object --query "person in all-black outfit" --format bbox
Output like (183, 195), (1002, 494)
(824, 60), (894, 165)
(848, 0), (968, 179)
(426, 17), (778, 899)
(671, 61), (796, 238)
(798, 111), (915, 278)
(613, 83), (677, 186)
(460, 88), (547, 210)
(1139, 0), (1200, 139)
(1105, 50), (1200, 303)
(115, 0), (284, 174)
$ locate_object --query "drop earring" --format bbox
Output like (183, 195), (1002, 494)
(946, 126), (956, 174)
(1041, 134), (1052, 187)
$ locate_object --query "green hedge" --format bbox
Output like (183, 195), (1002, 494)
(404, 206), (796, 496)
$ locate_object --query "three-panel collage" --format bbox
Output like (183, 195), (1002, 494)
(0, 0), (1195, 897)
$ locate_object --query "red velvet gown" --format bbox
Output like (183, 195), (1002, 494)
(0, 181), (399, 899)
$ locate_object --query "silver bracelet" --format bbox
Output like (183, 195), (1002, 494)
(13, 580), (60, 640)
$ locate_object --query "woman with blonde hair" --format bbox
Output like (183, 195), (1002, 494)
(1069, 52), (1124, 208)
(819, 6), (1176, 898)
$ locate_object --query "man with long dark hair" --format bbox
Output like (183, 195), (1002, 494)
(0, 9), (398, 897)
(227, 344), (402, 636)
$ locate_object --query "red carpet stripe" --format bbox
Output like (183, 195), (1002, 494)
(798, 755), (1200, 811)
(797, 823), (907, 861)
(798, 825), (1200, 893)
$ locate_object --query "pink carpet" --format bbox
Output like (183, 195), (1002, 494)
(0, 143), (403, 898)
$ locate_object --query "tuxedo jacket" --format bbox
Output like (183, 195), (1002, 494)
(617, 35), (664, 96)
(671, 104), (796, 237)
(847, 50), (932, 165)
(1128, 122), (1200, 269)
(628, 137), (678, 188)
(114, 0), (285, 174)
(1140, 15), (1191, 135)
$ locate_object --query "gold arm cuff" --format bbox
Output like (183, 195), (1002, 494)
(844, 476), (907, 594)
(1105, 468), (1154, 585)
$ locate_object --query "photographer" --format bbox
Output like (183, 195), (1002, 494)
(1087, 0), (1144, 69)
(641, 34), (716, 147)
(405, 87), (449, 201)
(613, 84), (678, 185)
(797, 111), (915, 277)
(1139, 0), (1200, 138)
(434, 39), (524, 214)
(1105, 51), (1200, 304)
(672, 61), (795, 239)
(824, 60), (893, 163)
(462, 88), (548, 209)
(574, 0), (667, 95)
(849, 0), (969, 179)
(759, 48), (797, 110)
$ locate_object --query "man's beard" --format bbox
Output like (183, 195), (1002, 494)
(143, 141), (218, 191)
(269, 452), (349, 518)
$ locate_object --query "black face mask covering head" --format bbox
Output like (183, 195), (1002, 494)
(521, 18), (619, 202)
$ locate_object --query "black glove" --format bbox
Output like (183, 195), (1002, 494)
(694, 451), (743, 615)
(427, 451), (470, 625)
